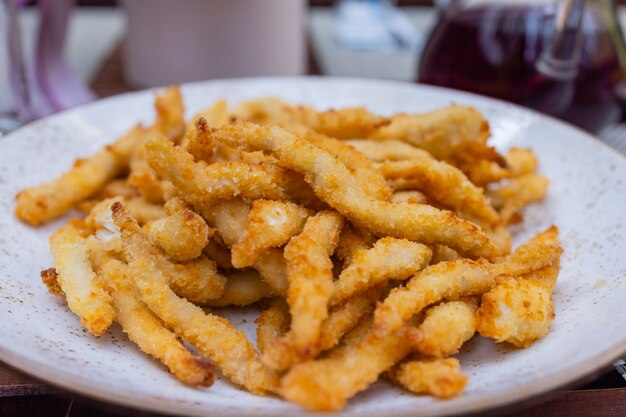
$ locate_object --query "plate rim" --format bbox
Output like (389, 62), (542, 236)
(1, 76), (625, 417)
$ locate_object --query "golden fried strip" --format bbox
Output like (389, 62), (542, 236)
(112, 202), (278, 394)
(430, 244), (460, 264)
(505, 147), (538, 177)
(477, 261), (560, 348)
(391, 190), (429, 205)
(488, 174), (549, 224)
(331, 237), (432, 306)
(256, 299), (290, 354)
(144, 198), (211, 262)
(205, 199), (289, 295)
(404, 301), (477, 357)
(335, 225), (373, 267)
(459, 159), (511, 187)
(231, 200), (310, 268)
(345, 139), (431, 162)
(185, 117), (216, 163)
(262, 289), (377, 371)
(128, 147), (165, 204)
(100, 259), (214, 386)
(280, 327), (410, 411)
(372, 227), (562, 335)
(202, 238), (233, 269)
(209, 122), (499, 259)
(145, 134), (290, 206)
(15, 125), (142, 226)
(297, 129), (392, 201)
(202, 270), (274, 307)
(369, 105), (490, 160)
(123, 197), (167, 224)
(389, 358), (468, 398)
(49, 221), (115, 336)
(154, 86), (185, 142)
(284, 211), (344, 353)
(236, 98), (388, 139)
(97, 179), (138, 199)
(379, 159), (500, 226)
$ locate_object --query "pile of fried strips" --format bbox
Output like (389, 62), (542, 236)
(17, 87), (562, 411)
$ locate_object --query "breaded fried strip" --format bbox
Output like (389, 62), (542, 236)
(389, 358), (468, 398)
(205, 199), (289, 295)
(379, 159), (500, 226)
(256, 299), (290, 354)
(345, 139), (431, 162)
(145, 135), (290, 206)
(128, 147), (165, 204)
(262, 289), (377, 371)
(373, 227), (562, 335)
(202, 270), (273, 307)
(280, 327), (410, 411)
(231, 200), (310, 268)
(505, 147), (538, 177)
(477, 268), (557, 348)
(331, 237), (432, 306)
(154, 86), (185, 142)
(112, 202), (278, 394)
(404, 301), (477, 357)
(488, 174), (549, 224)
(49, 221), (115, 336)
(144, 198), (211, 262)
(15, 125), (142, 225)
(100, 259), (214, 386)
(335, 225), (373, 267)
(284, 211), (344, 353)
(236, 98), (388, 139)
(185, 117), (216, 162)
(210, 122), (500, 259)
(297, 129), (392, 201)
(202, 238), (233, 269)
(369, 105), (490, 160)
(460, 159), (511, 187)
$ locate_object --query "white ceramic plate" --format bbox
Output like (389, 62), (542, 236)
(0, 77), (625, 417)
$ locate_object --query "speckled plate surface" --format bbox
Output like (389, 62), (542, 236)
(1, 78), (625, 417)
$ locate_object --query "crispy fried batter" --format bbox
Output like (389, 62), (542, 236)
(100, 259), (214, 386)
(256, 298), (290, 353)
(49, 221), (115, 336)
(15, 125), (142, 225)
(488, 174), (549, 224)
(369, 105), (490, 160)
(113, 202), (278, 394)
(284, 211), (344, 354)
(477, 269), (556, 348)
(154, 86), (185, 142)
(404, 301), (477, 357)
(379, 159), (500, 226)
(389, 358), (468, 398)
(144, 198), (211, 262)
(231, 200), (310, 268)
(262, 289), (378, 371)
(40, 268), (64, 297)
(210, 122), (500, 259)
(202, 270), (274, 307)
(373, 227), (562, 335)
(280, 327), (411, 411)
(331, 237), (432, 306)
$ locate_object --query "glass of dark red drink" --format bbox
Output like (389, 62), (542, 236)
(418, 0), (626, 132)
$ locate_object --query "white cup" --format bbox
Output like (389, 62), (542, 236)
(120, 0), (307, 88)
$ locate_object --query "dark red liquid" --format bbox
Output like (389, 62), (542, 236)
(418, 5), (625, 132)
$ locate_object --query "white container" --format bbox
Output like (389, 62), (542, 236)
(120, 0), (306, 88)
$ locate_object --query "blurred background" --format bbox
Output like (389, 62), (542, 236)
(3, 0), (626, 149)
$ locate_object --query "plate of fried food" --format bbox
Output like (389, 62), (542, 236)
(1, 77), (625, 416)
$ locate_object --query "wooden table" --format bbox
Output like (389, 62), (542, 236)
(2, 42), (625, 417)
